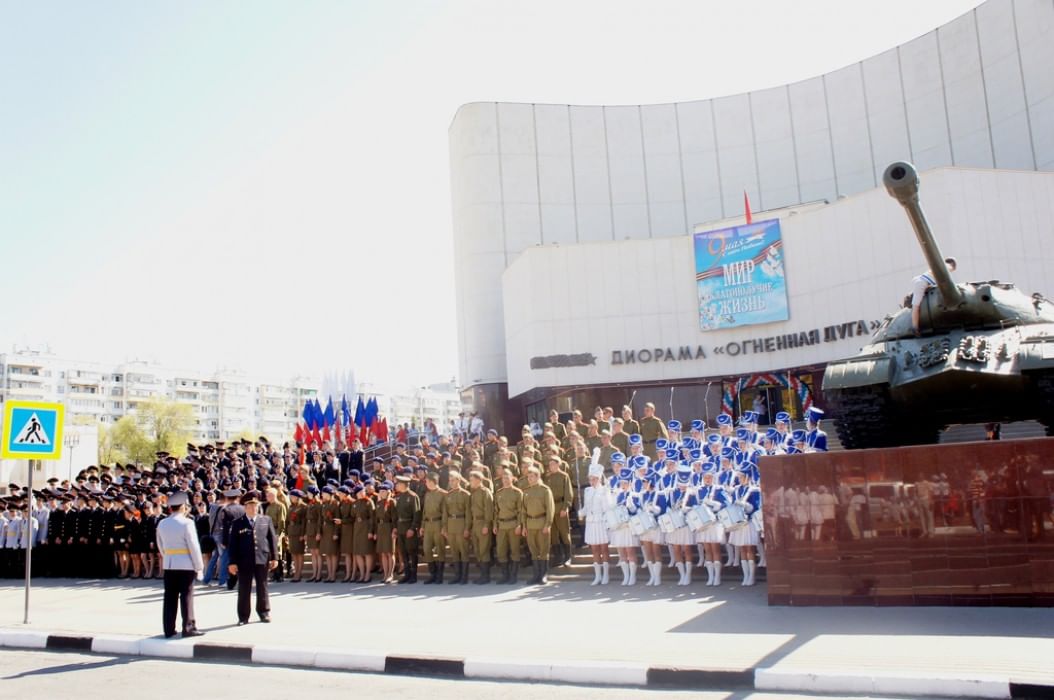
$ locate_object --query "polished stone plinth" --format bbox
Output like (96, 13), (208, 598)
(761, 438), (1054, 606)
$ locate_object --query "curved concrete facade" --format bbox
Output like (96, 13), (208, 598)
(450, 0), (1054, 392)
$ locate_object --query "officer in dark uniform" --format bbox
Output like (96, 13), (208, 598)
(227, 491), (277, 625)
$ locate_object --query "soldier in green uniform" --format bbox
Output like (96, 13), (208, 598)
(304, 488), (323, 582)
(467, 469), (495, 584)
(442, 471), (471, 585)
(263, 486), (288, 582)
(522, 465), (555, 585)
(319, 487), (341, 583)
(492, 469), (524, 584)
(545, 454), (574, 568)
(285, 490), (307, 582)
(350, 485), (375, 583)
(621, 405), (640, 437)
(548, 410), (566, 443)
(393, 476), (421, 584)
(373, 481), (397, 583)
(639, 402), (669, 460)
(420, 474), (447, 585)
(337, 487), (356, 582)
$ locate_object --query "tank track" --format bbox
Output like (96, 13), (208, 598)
(826, 385), (940, 449)
(1030, 372), (1054, 436)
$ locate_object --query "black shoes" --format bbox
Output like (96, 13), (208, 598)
(259, 614), (271, 623)
(182, 630), (205, 638)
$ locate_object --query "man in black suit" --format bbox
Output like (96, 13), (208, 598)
(227, 491), (277, 625)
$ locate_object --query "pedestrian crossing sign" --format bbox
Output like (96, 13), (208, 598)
(2, 400), (64, 460)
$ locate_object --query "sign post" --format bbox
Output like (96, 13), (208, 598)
(2, 400), (65, 625)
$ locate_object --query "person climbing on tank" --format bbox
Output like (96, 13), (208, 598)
(910, 257), (957, 335)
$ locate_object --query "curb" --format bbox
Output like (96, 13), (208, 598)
(2, 627), (1052, 697)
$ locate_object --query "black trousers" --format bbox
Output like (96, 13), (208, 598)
(162, 569), (197, 637)
(236, 564), (270, 622)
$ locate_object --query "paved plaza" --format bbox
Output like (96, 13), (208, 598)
(1, 578), (1052, 692)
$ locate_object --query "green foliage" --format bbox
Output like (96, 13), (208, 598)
(97, 398), (195, 466)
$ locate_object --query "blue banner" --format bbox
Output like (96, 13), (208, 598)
(694, 218), (789, 331)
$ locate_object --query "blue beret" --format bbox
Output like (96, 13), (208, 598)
(326, 478), (339, 485)
(338, 486), (352, 495)
(349, 470), (361, 477)
(322, 485), (335, 494)
(379, 481), (394, 491)
(290, 489), (305, 498)
(306, 485), (320, 495)
(351, 485), (364, 495)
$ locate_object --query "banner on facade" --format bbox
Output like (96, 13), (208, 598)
(694, 218), (789, 331)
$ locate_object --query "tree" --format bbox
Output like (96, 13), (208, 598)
(134, 398), (195, 459)
(106, 415), (153, 466)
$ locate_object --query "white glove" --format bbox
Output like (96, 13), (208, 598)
(196, 570), (204, 581)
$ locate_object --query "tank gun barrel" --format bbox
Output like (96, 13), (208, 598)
(882, 161), (964, 307)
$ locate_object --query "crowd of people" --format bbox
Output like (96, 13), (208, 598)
(0, 402), (831, 589)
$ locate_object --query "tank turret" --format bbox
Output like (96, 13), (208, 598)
(883, 161), (963, 307)
(821, 161), (1054, 449)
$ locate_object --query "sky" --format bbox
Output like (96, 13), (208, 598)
(0, 0), (984, 389)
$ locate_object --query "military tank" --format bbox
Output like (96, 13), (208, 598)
(822, 161), (1054, 449)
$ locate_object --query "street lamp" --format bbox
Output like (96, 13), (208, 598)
(64, 433), (80, 483)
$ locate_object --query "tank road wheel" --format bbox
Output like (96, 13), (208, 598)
(1029, 372), (1054, 436)
(825, 386), (940, 449)
(824, 386), (896, 450)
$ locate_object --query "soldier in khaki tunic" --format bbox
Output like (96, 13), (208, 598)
(319, 487), (341, 583)
(304, 487), (323, 582)
(393, 476), (421, 584)
(548, 410), (566, 443)
(420, 474), (447, 585)
(337, 487), (356, 582)
(263, 487), (288, 583)
(607, 423), (627, 462)
(372, 481), (397, 583)
(639, 402), (669, 460)
(467, 469), (495, 584)
(522, 465), (555, 585)
(350, 485), (375, 583)
(545, 455), (574, 568)
(285, 490), (307, 582)
(621, 405), (641, 437)
(442, 471), (471, 585)
(492, 469), (524, 584)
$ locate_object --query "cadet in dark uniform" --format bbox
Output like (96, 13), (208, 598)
(350, 485), (375, 583)
(227, 491), (278, 625)
(393, 476), (421, 584)
(319, 487), (340, 582)
(373, 481), (397, 583)
(337, 487), (356, 582)
(304, 487), (323, 582)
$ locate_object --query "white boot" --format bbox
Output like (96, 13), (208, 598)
(757, 543), (766, 569)
(741, 560), (750, 585)
(651, 562), (662, 586)
(724, 544), (733, 567)
(618, 561), (629, 585)
(675, 561), (686, 585)
(746, 559), (756, 586)
(627, 562), (637, 586)
(683, 562), (692, 586)
(591, 563), (602, 586)
(601, 562), (610, 585)
(704, 561), (715, 586)
(644, 560), (656, 586)
(713, 561), (722, 586)
(696, 544), (705, 567)
(732, 546), (741, 568)
(667, 545), (676, 568)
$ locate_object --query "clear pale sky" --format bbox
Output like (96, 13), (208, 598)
(0, 0), (982, 388)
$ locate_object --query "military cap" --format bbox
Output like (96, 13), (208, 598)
(379, 480), (394, 491)
(167, 492), (189, 508)
(241, 490), (261, 504)
(395, 475), (411, 483)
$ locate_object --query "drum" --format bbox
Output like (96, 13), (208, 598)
(668, 509), (686, 529)
(637, 510), (658, 532)
(751, 509), (764, 534)
(604, 507), (630, 530)
(718, 504), (748, 531)
(685, 505), (717, 531)
(658, 514), (676, 533)
(628, 514), (646, 536)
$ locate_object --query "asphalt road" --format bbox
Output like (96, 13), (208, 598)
(0, 650), (909, 700)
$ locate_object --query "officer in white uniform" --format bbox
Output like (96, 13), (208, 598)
(155, 492), (204, 639)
